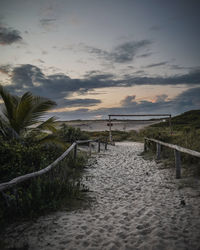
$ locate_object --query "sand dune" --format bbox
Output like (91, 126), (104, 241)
(3, 142), (200, 249)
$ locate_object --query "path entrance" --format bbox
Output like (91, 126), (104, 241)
(3, 142), (200, 250)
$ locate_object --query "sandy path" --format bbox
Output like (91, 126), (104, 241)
(3, 142), (200, 250)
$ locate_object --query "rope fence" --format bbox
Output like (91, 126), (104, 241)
(144, 137), (200, 178)
(0, 138), (108, 192)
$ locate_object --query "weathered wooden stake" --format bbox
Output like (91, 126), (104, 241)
(105, 138), (108, 150)
(144, 138), (147, 152)
(73, 144), (77, 161)
(109, 115), (112, 143)
(174, 149), (181, 179)
(169, 115), (172, 135)
(98, 140), (101, 153)
(156, 142), (161, 160)
(89, 142), (92, 156)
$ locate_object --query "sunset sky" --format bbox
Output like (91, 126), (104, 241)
(0, 0), (200, 120)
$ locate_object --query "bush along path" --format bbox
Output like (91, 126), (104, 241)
(2, 142), (200, 250)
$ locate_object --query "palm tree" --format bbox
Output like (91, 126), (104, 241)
(0, 84), (57, 140)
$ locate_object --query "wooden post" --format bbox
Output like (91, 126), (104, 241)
(174, 149), (181, 179)
(144, 138), (147, 152)
(98, 140), (101, 153)
(156, 142), (161, 160)
(109, 115), (112, 143)
(73, 144), (77, 161)
(89, 142), (92, 156)
(105, 138), (108, 150)
(169, 115), (172, 135)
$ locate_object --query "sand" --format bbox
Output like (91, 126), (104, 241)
(2, 142), (200, 250)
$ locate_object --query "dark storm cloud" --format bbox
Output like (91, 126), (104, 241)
(7, 64), (113, 106)
(11, 64), (45, 89)
(172, 87), (200, 113)
(0, 64), (12, 75)
(4, 64), (200, 114)
(111, 40), (152, 63)
(120, 95), (136, 106)
(121, 69), (200, 85)
(60, 98), (101, 108)
(144, 61), (168, 68)
(85, 40), (152, 63)
(10, 64), (200, 93)
(0, 25), (22, 45)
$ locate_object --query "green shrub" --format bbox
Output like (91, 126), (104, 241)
(0, 150), (88, 225)
(0, 138), (64, 182)
(57, 124), (89, 143)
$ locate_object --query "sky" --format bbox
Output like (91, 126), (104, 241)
(0, 0), (200, 120)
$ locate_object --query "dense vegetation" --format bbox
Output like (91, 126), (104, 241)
(0, 86), (90, 226)
(142, 110), (200, 176)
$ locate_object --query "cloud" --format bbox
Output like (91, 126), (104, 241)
(60, 98), (101, 108)
(134, 70), (145, 74)
(172, 87), (200, 113)
(2, 64), (200, 118)
(57, 87), (200, 120)
(8, 65), (200, 95)
(110, 88), (200, 116)
(0, 25), (22, 45)
(111, 40), (152, 63)
(121, 68), (200, 85)
(18, 87), (199, 120)
(0, 64), (12, 75)
(154, 94), (168, 102)
(8, 64), (111, 106)
(144, 61), (168, 68)
(84, 71), (115, 81)
(39, 18), (57, 30)
(120, 95), (136, 106)
(169, 64), (192, 70)
(84, 40), (152, 63)
(137, 52), (152, 58)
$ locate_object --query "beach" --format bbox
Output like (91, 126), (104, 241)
(3, 142), (200, 249)
(57, 120), (163, 132)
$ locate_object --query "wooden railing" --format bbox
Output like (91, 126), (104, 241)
(0, 138), (108, 192)
(144, 137), (200, 179)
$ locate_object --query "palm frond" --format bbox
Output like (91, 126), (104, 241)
(0, 114), (19, 139)
(0, 85), (16, 124)
(36, 116), (58, 133)
(0, 85), (57, 139)
(15, 92), (34, 133)
(28, 96), (56, 125)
